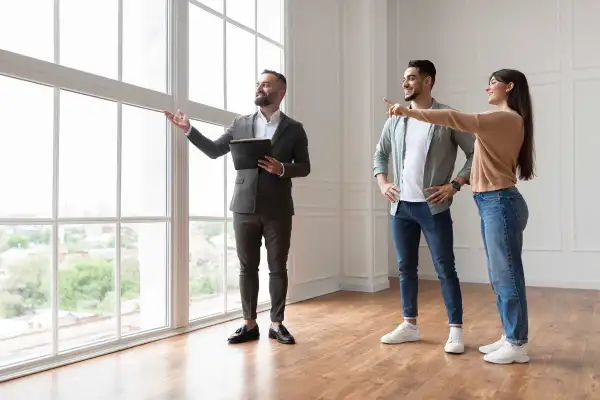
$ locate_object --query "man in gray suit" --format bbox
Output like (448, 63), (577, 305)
(165, 70), (310, 345)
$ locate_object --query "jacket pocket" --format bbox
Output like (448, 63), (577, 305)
(235, 176), (244, 184)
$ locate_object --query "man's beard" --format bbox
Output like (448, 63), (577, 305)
(404, 90), (419, 102)
(404, 88), (421, 101)
(254, 92), (271, 106)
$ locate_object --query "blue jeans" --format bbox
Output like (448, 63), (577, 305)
(390, 201), (463, 325)
(473, 186), (529, 345)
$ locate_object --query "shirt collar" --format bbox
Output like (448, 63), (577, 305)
(258, 109), (281, 123)
(407, 98), (438, 110)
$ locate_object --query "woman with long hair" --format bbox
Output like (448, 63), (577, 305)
(385, 68), (535, 364)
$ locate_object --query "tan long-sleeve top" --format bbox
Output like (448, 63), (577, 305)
(403, 108), (524, 193)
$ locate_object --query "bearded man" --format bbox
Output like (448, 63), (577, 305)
(165, 69), (310, 345)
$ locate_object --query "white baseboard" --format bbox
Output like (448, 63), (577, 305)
(418, 273), (600, 290)
(520, 280), (600, 290)
(341, 275), (390, 292)
(290, 274), (393, 302)
(290, 276), (341, 303)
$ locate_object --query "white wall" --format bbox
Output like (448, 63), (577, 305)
(285, 0), (343, 301)
(286, 0), (391, 301)
(386, 0), (600, 289)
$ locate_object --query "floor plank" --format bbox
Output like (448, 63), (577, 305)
(1, 279), (599, 400)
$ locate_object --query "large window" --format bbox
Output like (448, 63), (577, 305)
(0, 0), (285, 380)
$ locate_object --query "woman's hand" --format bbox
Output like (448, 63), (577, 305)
(384, 98), (407, 117)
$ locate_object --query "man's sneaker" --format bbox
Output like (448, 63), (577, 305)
(444, 327), (464, 354)
(380, 321), (419, 344)
(478, 335), (507, 354)
(483, 341), (530, 364)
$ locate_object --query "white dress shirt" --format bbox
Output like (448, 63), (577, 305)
(255, 109), (281, 139)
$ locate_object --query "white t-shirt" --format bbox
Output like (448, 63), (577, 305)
(400, 118), (431, 202)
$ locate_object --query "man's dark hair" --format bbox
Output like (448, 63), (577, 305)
(262, 69), (287, 88)
(407, 60), (436, 88)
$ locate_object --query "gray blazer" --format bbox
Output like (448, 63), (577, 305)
(187, 111), (310, 217)
(373, 98), (475, 216)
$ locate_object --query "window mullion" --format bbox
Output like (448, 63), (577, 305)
(115, 0), (124, 341)
(51, 0), (61, 358)
(222, 0), (229, 315)
(170, 0), (191, 329)
(255, 0), (258, 88)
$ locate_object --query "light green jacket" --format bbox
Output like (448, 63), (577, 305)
(373, 99), (475, 215)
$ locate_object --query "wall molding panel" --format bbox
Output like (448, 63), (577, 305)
(286, 0), (345, 302)
(339, 0), (390, 293)
(286, 0), (393, 302)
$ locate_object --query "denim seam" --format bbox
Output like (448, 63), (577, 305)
(503, 198), (526, 343)
(507, 196), (522, 225)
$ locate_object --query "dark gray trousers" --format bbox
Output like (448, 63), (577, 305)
(233, 212), (292, 322)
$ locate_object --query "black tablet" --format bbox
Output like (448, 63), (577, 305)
(229, 138), (273, 170)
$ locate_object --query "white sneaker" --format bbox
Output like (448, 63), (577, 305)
(444, 327), (464, 354)
(479, 335), (507, 354)
(483, 341), (529, 364)
(381, 321), (419, 344)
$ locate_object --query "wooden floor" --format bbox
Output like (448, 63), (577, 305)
(1, 279), (599, 399)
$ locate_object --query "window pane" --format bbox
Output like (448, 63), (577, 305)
(121, 223), (167, 336)
(0, 76), (53, 218)
(60, 0), (118, 79)
(121, 105), (167, 217)
(257, 38), (283, 76)
(225, 220), (238, 310)
(0, 225), (52, 367)
(189, 221), (224, 320)
(197, 0), (223, 13)
(226, 155), (236, 218)
(58, 224), (116, 351)
(257, 0), (283, 43)
(189, 5), (224, 109)
(123, 0), (168, 92)
(257, 250), (270, 304)
(226, 0), (255, 29)
(59, 91), (117, 218)
(0, 0), (54, 62)
(226, 23), (256, 115)
(257, 38), (284, 111)
(189, 120), (225, 218)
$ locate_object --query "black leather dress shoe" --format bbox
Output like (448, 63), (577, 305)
(268, 324), (295, 344)
(227, 324), (260, 344)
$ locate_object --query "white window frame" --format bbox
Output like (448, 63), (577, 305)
(0, 0), (288, 383)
